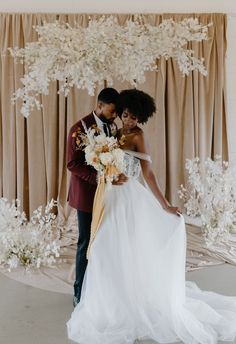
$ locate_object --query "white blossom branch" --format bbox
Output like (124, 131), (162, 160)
(9, 16), (210, 117)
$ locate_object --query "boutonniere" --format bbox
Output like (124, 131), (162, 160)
(72, 124), (102, 150)
(90, 124), (102, 134)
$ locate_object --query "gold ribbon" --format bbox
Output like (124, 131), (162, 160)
(86, 174), (105, 258)
(86, 165), (120, 259)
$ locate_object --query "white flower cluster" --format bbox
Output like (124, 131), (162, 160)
(0, 198), (61, 271)
(9, 16), (210, 117)
(83, 128), (125, 185)
(178, 156), (236, 246)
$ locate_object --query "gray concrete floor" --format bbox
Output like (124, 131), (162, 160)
(0, 264), (236, 344)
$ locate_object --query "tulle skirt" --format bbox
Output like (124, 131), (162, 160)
(67, 179), (236, 344)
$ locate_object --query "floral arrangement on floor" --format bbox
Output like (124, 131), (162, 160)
(73, 124), (125, 185)
(178, 156), (236, 247)
(9, 15), (210, 117)
(0, 198), (62, 271)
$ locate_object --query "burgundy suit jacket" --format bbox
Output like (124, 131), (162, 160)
(67, 113), (98, 212)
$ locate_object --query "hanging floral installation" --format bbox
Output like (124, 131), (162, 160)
(9, 16), (210, 117)
(178, 156), (236, 247)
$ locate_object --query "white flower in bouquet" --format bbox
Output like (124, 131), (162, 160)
(85, 149), (99, 165)
(94, 133), (107, 145)
(112, 148), (125, 168)
(84, 145), (93, 154)
(100, 152), (114, 166)
(178, 156), (236, 246)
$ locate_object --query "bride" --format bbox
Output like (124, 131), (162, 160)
(67, 89), (236, 344)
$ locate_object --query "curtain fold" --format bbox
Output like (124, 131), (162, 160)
(0, 13), (228, 216)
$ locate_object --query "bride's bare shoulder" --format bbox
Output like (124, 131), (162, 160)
(133, 127), (144, 140)
(132, 127), (150, 153)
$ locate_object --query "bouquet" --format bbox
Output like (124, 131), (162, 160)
(73, 124), (126, 185)
(73, 124), (127, 257)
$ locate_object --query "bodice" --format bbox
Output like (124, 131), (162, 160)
(122, 150), (152, 179)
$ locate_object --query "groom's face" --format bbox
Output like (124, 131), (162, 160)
(97, 102), (117, 124)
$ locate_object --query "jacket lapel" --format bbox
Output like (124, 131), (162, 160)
(83, 112), (96, 129)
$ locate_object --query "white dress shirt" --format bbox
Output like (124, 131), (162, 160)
(93, 111), (110, 135)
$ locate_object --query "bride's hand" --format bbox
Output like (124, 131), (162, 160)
(112, 173), (128, 185)
(164, 205), (182, 217)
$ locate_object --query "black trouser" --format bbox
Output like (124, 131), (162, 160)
(74, 210), (92, 302)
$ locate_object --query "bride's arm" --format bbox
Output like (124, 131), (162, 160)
(133, 131), (181, 217)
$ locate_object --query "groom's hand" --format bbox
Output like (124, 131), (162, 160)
(112, 173), (128, 185)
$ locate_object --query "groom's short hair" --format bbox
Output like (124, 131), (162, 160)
(98, 88), (119, 105)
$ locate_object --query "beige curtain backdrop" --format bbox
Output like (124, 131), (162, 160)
(0, 13), (228, 218)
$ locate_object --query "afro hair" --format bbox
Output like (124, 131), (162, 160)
(116, 89), (156, 124)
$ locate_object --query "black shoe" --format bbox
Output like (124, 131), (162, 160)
(73, 296), (79, 308)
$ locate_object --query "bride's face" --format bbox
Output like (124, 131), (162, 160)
(121, 109), (138, 130)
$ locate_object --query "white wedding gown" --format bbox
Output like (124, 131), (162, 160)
(67, 151), (236, 344)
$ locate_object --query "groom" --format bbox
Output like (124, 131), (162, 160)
(67, 88), (127, 306)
